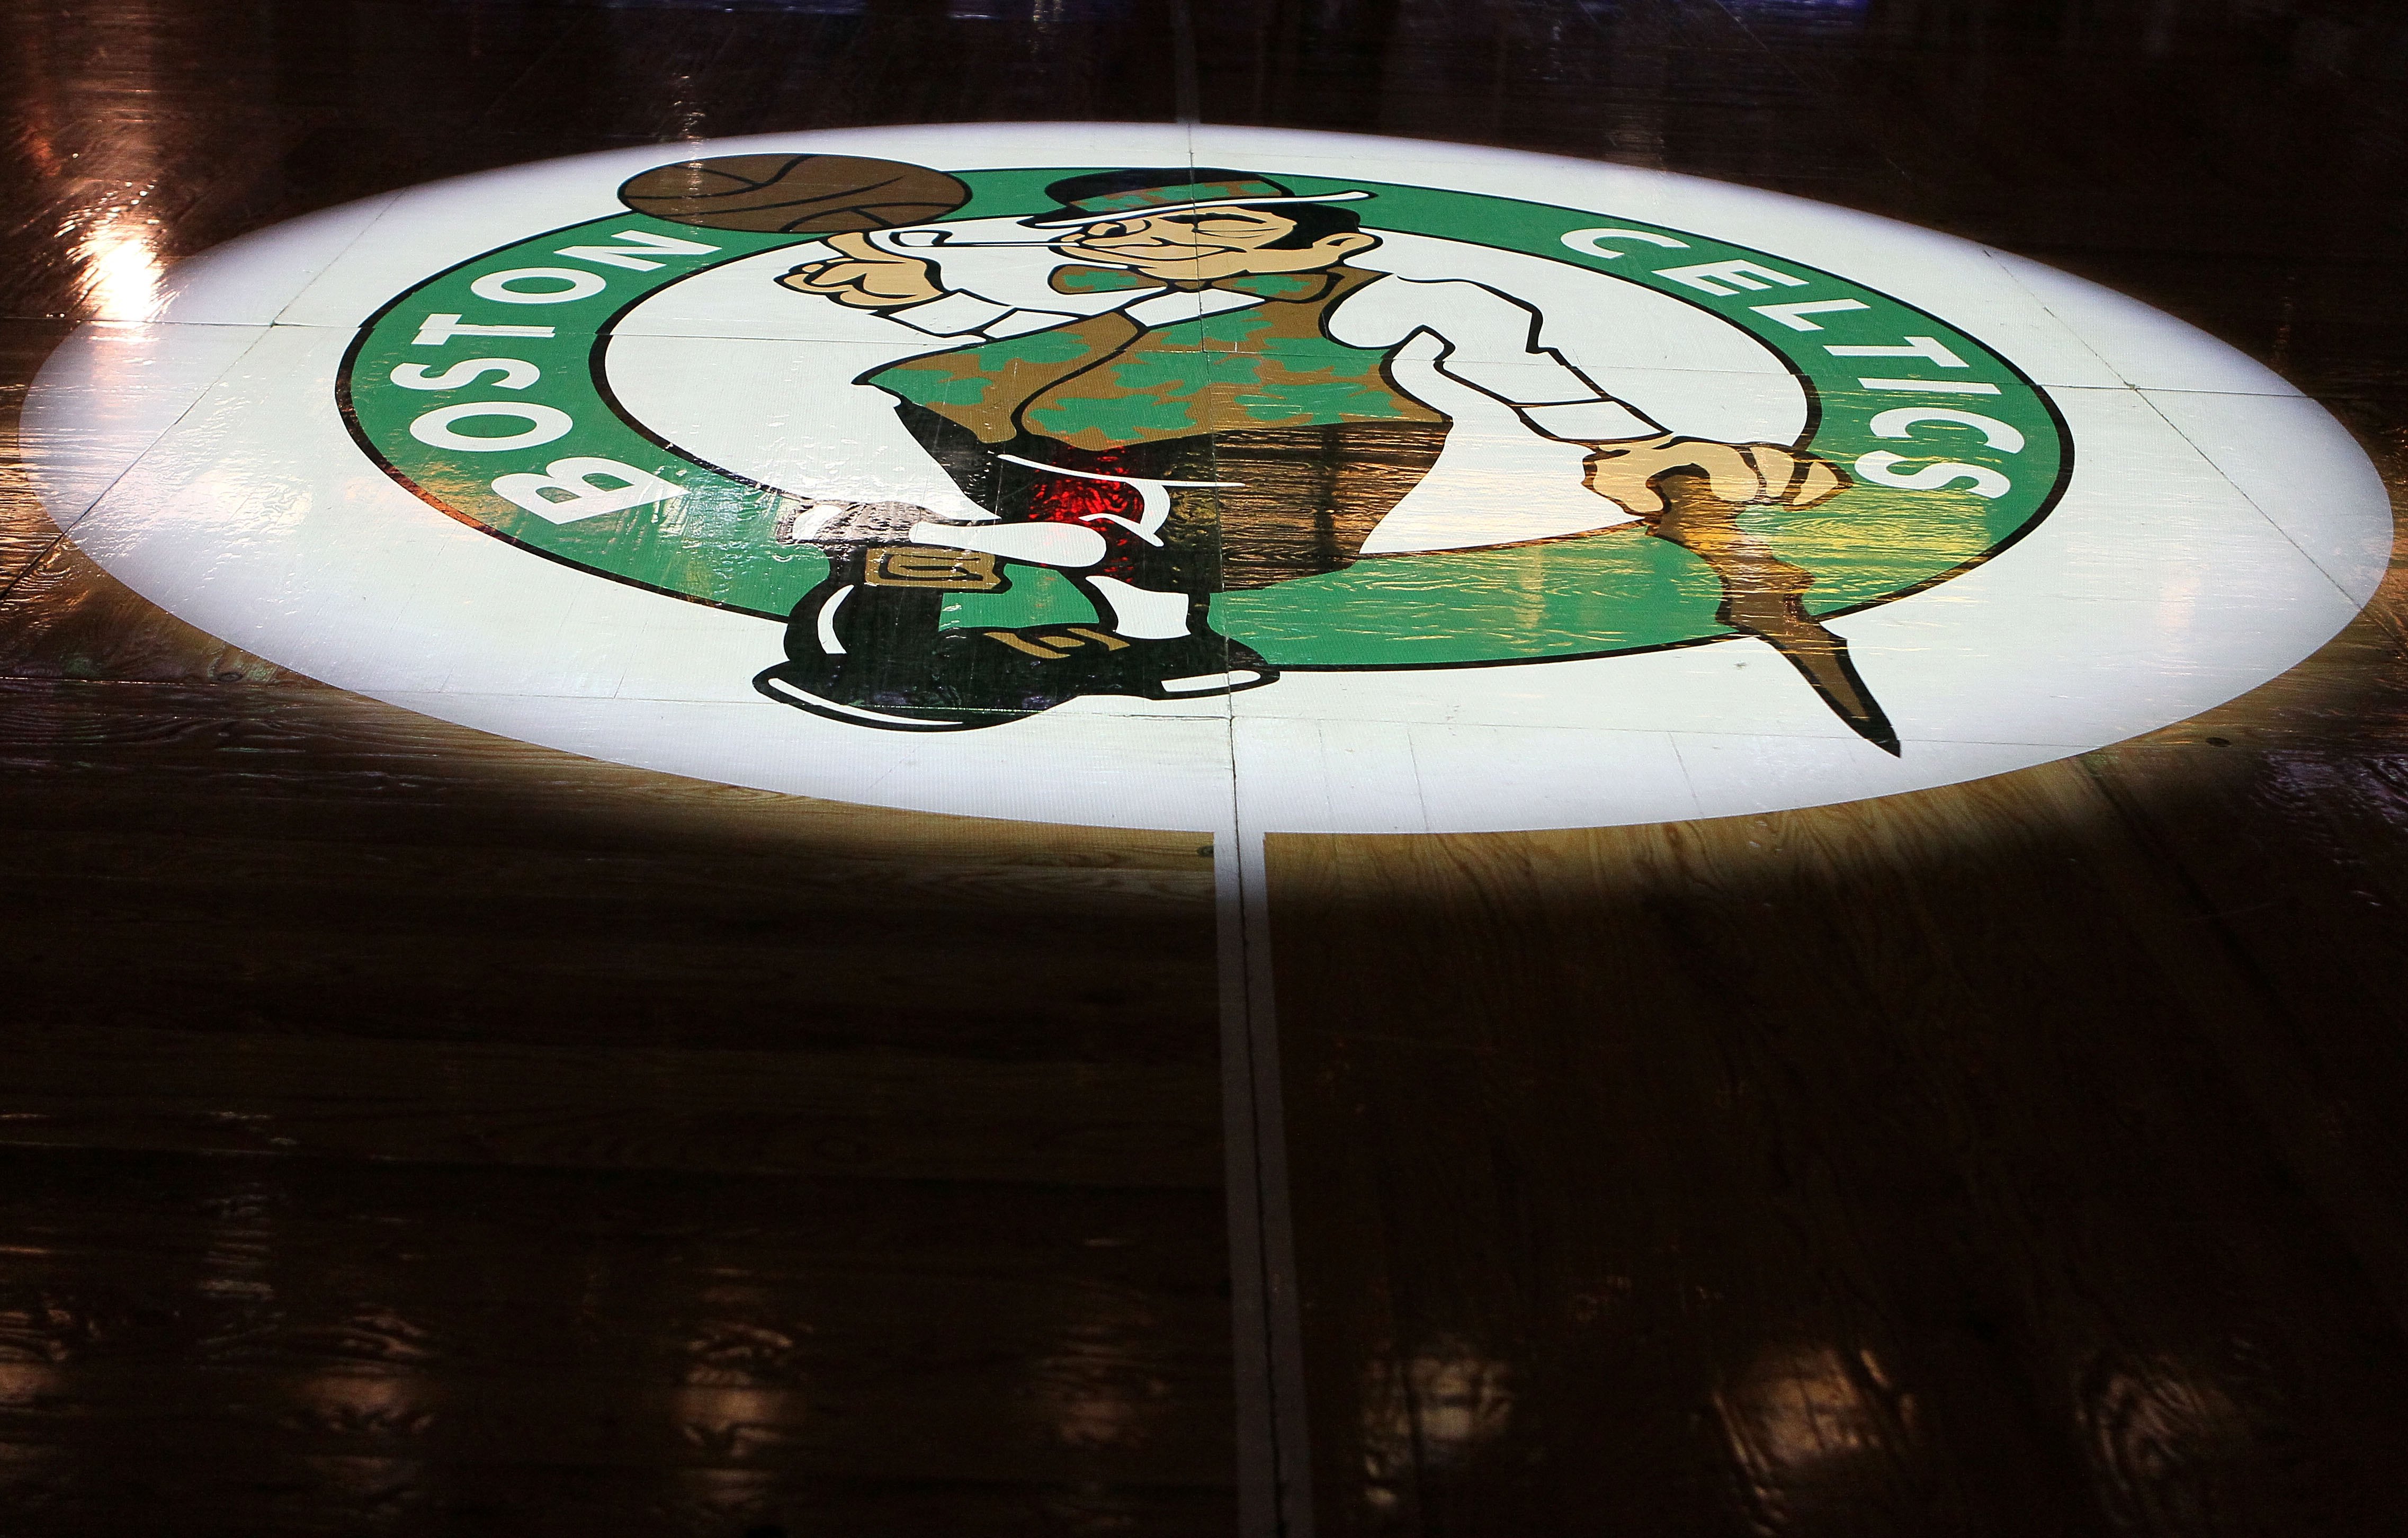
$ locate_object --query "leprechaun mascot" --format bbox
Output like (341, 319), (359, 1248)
(754, 166), (1874, 739)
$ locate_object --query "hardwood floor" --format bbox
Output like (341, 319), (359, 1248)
(5, 0), (2408, 1534)
(1232, 1), (2408, 1526)
(1, 7), (1240, 1527)
(1267, 640), (2408, 1533)
(0, 664), (1236, 1533)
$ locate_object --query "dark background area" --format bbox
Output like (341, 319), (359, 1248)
(5, 0), (2408, 1534)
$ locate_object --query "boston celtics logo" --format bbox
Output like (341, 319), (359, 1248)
(342, 153), (2066, 754)
(34, 124), (2380, 833)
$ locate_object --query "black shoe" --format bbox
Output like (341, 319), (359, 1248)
(755, 584), (1279, 734)
(754, 576), (1022, 731)
(938, 624), (1279, 704)
(754, 657), (1015, 730)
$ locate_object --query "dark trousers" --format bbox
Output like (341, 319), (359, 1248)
(895, 403), (1451, 593)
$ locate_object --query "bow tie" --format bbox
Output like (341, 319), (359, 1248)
(1048, 265), (1339, 301)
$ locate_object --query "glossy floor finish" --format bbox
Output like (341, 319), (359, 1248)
(5, 2), (2408, 1536)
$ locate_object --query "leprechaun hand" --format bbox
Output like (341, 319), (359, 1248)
(1582, 434), (1849, 515)
(777, 231), (946, 309)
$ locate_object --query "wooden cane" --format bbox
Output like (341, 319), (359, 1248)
(1651, 471), (1901, 755)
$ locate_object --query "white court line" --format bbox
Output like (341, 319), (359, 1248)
(1218, 819), (1317, 1538)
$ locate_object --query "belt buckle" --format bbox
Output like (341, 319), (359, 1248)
(862, 546), (1005, 591)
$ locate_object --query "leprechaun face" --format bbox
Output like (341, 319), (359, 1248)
(1049, 205), (1376, 282)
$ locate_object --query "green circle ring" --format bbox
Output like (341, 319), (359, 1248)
(341, 168), (2072, 670)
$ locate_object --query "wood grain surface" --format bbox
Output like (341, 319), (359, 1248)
(1, 60), (1237, 1519)
(1268, 572), (2408, 1536)
(8, 0), (2408, 1534)
(1217, 1), (2408, 1527)
(0, 604), (1233, 1533)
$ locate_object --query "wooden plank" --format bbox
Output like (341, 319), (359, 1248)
(0, 679), (1220, 1060)
(0, 1140), (1236, 1531)
(0, 676), (1212, 866)
(0, 2), (1549, 1533)
(0, 319), (75, 592)
(1268, 749), (2408, 1535)
(0, 540), (287, 683)
(0, 1021), (1219, 1186)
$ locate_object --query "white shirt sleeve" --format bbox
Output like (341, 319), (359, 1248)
(1329, 276), (1664, 442)
(1515, 399), (1662, 442)
(884, 289), (1083, 339)
(890, 279), (1275, 341)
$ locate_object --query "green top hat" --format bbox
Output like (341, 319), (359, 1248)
(1023, 166), (1372, 228)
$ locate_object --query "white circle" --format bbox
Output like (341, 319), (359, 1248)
(23, 124), (2393, 834)
(469, 266), (608, 304)
(407, 401), (576, 453)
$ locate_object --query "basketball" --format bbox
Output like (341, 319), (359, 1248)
(617, 154), (971, 234)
